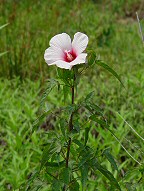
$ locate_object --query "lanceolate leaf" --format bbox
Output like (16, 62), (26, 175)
(63, 85), (70, 103)
(84, 127), (90, 146)
(0, 51), (8, 58)
(85, 91), (95, 102)
(78, 154), (92, 169)
(87, 50), (97, 66)
(40, 79), (59, 110)
(73, 139), (85, 149)
(90, 115), (142, 165)
(61, 168), (69, 185)
(52, 180), (61, 191)
(57, 68), (73, 85)
(80, 164), (89, 190)
(0, 23), (9, 30)
(94, 161), (121, 191)
(89, 115), (106, 127)
(103, 148), (118, 171)
(41, 142), (61, 169)
(25, 171), (39, 191)
(86, 103), (103, 116)
(69, 179), (79, 191)
(45, 160), (65, 167)
(96, 60), (124, 87)
(32, 109), (52, 130)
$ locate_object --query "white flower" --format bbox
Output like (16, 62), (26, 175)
(44, 32), (88, 70)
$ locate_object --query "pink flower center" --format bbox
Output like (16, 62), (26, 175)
(64, 50), (77, 62)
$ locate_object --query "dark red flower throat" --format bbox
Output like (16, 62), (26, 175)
(64, 49), (77, 62)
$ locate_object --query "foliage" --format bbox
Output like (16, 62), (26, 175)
(0, 0), (144, 190)
(0, 78), (42, 190)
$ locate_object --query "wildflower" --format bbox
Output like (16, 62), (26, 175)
(44, 32), (88, 69)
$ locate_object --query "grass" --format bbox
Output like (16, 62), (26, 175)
(0, 78), (42, 190)
(0, 0), (144, 190)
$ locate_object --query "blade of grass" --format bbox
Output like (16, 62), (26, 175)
(117, 112), (144, 142)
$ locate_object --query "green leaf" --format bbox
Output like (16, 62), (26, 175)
(41, 142), (61, 169)
(85, 91), (95, 102)
(61, 168), (69, 185)
(45, 160), (65, 167)
(63, 85), (70, 103)
(86, 103), (103, 116)
(103, 148), (118, 171)
(96, 60), (124, 87)
(59, 118), (67, 137)
(0, 51), (8, 58)
(32, 109), (52, 131)
(39, 79), (59, 110)
(69, 179), (79, 191)
(57, 68), (73, 85)
(73, 120), (80, 133)
(64, 104), (78, 115)
(52, 180), (61, 191)
(0, 23), (9, 30)
(90, 115), (142, 165)
(78, 154), (92, 169)
(84, 127), (90, 146)
(80, 164), (88, 190)
(94, 161), (121, 191)
(73, 139), (85, 149)
(25, 171), (39, 191)
(125, 182), (137, 191)
(89, 115), (107, 127)
(87, 50), (97, 66)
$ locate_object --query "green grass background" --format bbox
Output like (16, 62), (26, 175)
(0, 0), (144, 190)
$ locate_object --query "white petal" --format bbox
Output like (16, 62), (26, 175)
(44, 47), (64, 65)
(50, 60), (72, 69)
(72, 32), (88, 55)
(70, 53), (87, 66)
(50, 33), (72, 51)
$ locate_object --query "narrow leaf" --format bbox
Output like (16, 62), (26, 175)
(45, 160), (65, 167)
(39, 79), (58, 110)
(63, 85), (70, 103)
(62, 168), (69, 185)
(73, 139), (84, 149)
(94, 161), (121, 191)
(90, 115), (142, 165)
(81, 164), (88, 190)
(78, 154), (92, 169)
(85, 91), (95, 102)
(32, 109), (51, 130)
(84, 127), (90, 146)
(89, 115), (106, 127)
(103, 148), (118, 171)
(52, 180), (61, 191)
(86, 103), (103, 116)
(87, 50), (97, 66)
(59, 118), (67, 137)
(96, 60), (124, 87)
(0, 23), (9, 30)
(69, 179), (79, 191)
(41, 142), (61, 169)
(0, 51), (8, 57)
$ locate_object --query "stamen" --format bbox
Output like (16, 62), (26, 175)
(67, 53), (73, 61)
(64, 50), (74, 62)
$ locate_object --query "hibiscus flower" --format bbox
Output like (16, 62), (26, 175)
(44, 32), (88, 70)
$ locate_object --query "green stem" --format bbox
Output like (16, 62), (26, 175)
(66, 84), (74, 168)
(63, 72), (75, 191)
